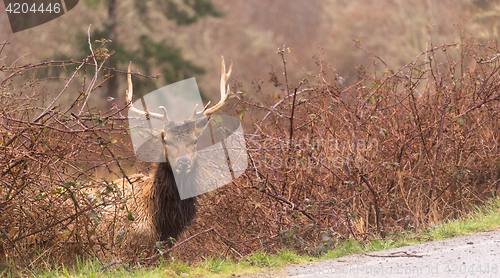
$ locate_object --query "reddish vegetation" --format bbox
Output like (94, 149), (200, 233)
(1, 40), (500, 269)
(179, 41), (500, 260)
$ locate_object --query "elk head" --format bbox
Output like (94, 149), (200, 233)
(126, 56), (233, 175)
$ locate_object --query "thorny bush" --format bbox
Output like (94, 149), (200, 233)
(181, 41), (500, 261)
(0, 39), (154, 269)
(1, 39), (500, 271)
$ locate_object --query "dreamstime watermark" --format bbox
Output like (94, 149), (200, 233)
(286, 262), (499, 276)
(128, 77), (248, 199)
(248, 136), (379, 171)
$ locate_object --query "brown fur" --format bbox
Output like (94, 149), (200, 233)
(96, 149), (198, 255)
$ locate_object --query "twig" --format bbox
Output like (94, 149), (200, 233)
(32, 58), (90, 123)
(144, 227), (214, 261)
(98, 260), (123, 272)
(252, 88), (314, 137)
(363, 251), (423, 258)
(360, 175), (381, 235)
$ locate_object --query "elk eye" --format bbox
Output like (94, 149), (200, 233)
(193, 139), (198, 144)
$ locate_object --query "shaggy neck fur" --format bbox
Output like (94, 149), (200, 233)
(152, 161), (197, 241)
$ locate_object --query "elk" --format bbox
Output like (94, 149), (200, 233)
(97, 56), (232, 254)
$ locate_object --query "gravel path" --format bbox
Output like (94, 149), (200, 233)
(245, 229), (500, 278)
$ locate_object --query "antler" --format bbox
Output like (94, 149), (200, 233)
(202, 56), (233, 116)
(126, 62), (167, 120)
(127, 56), (232, 121)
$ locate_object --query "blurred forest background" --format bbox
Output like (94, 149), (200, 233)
(0, 0), (499, 109)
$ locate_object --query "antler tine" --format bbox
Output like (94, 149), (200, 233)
(126, 61), (165, 120)
(159, 106), (170, 122)
(204, 56), (232, 116)
(190, 104), (199, 119)
(190, 102), (212, 119)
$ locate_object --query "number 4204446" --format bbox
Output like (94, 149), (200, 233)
(6, 2), (62, 14)
(444, 263), (498, 274)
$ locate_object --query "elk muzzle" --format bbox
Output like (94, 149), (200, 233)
(177, 155), (192, 171)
